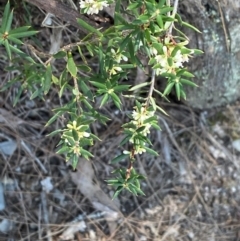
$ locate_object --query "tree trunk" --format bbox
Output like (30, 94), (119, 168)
(180, 0), (240, 109)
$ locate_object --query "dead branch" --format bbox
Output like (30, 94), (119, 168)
(24, 0), (97, 34)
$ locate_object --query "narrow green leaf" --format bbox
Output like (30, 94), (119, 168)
(129, 82), (150, 91)
(167, 57), (173, 67)
(175, 82), (181, 100)
(80, 80), (93, 100)
(9, 30), (38, 38)
(90, 81), (106, 89)
(151, 122), (161, 130)
(2, 1), (10, 31)
(5, 9), (13, 32)
(113, 85), (130, 92)
(72, 154), (79, 170)
(156, 15), (163, 29)
(134, 186), (145, 195)
(143, 116), (157, 124)
(193, 49), (204, 55)
(72, 129), (79, 141)
(177, 70), (195, 78)
(8, 26), (31, 34)
(86, 43), (94, 56)
(77, 46), (87, 64)
(57, 146), (69, 154)
(46, 129), (63, 137)
(158, 0), (166, 8)
(67, 52), (77, 77)
(175, 13), (183, 24)
(182, 21), (201, 33)
(107, 179), (122, 185)
(4, 40), (11, 59)
(77, 18), (102, 37)
(44, 63), (52, 94)
(163, 82), (175, 96)
(127, 184), (138, 195)
(119, 34), (131, 52)
(156, 105), (169, 116)
(59, 82), (68, 98)
(30, 88), (41, 100)
(77, 64), (91, 72)
(171, 46), (181, 57)
(136, 126), (146, 133)
(114, 13), (129, 26)
(150, 97), (157, 111)
(110, 92), (122, 109)
(152, 42), (163, 54)
(144, 146), (159, 156)
(9, 44), (35, 63)
(160, 7), (173, 14)
(112, 186), (124, 199)
(128, 39), (135, 64)
(52, 75), (59, 85)
(114, 0), (121, 25)
(180, 47), (192, 55)
(180, 78), (198, 87)
(100, 93), (109, 108)
(13, 86), (23, 106)
(111, 154), (129, 164)
(144, 29), (151, 42)
(82, 99), (93, 110)
(127, 2), (141, 10)
(120, 135), (131, 146)
(81, 149), (94, 159)
(45, 112), (62, 126)
(181, 89), (186, 100)
(7, 36), (23, 44)
(53, 50), (66, 59)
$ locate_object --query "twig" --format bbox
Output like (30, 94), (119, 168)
(216, 0), (230, 52)
(20, 140), (48, 174)
(146, 69), (156, 107)
(168, 0), (179, 34)
(41, 191), (53, 241)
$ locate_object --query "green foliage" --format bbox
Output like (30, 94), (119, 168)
(0, 0), (202, 197)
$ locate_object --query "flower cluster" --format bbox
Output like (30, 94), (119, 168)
(123, 105), (156, 155)
(111, 49), (128, 63)
(62, 121), (91, 155)
(149, 39), (193, 76)
(131, 106), (154, 136)
(79, 0), (109, 15)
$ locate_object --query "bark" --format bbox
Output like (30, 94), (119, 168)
(180, 0), (240, 109)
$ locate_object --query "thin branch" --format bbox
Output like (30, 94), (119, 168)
(146, 70), (156, 107)
(168, 0), (179, 34)
(216, 0), (230, 52)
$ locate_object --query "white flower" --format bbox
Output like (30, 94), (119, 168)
(149, 46), (158, 56)
(182, 54), (189, 62)
(172, 50), (183, 68)
(155, 55), (168, 68)
(111, 49), (128, 63)
(132, 107), (154, 125)
(135, 146), (146, 155)
(109, 66), (122, 75)
(79, 0), (109, 15)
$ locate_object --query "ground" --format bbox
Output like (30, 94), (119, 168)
(1, 96), (240, 241)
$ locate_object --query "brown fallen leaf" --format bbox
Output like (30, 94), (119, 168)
(70, 158), (121, 220)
